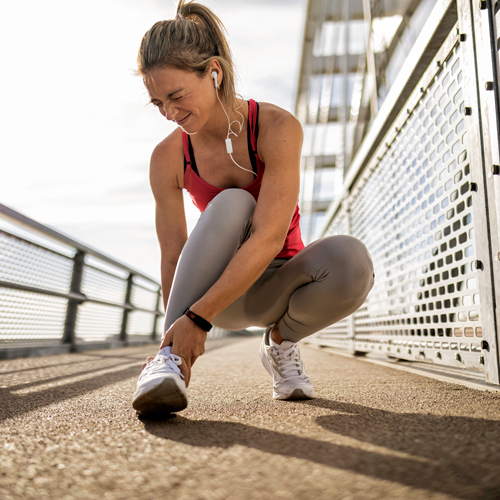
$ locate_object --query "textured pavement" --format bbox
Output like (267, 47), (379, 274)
(1, 336), (500, 500)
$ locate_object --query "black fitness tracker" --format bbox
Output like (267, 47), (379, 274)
(184, 308), (213, 332)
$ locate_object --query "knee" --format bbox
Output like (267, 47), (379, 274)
(204, 189), (256, 231)
(207, 189), (255, 215)
(322, 235), (374, 297)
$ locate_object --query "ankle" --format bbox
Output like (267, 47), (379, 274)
(271, 324), (284, 345)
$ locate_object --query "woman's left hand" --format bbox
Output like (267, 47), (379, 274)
(159, 314), (207, 387)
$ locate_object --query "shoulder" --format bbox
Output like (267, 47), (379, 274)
(256, 102), (303, 163)
(257, 102), (302, 136)
(149, 127), (185, 193)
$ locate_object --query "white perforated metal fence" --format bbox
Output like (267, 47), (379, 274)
(308, 0), (500, 384)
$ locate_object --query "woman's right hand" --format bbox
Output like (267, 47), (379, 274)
(141, 356), (155, 370)
(159, 314), (208, 387)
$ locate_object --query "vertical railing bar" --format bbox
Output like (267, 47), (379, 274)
(63, 250), (85, 350)
(120, 273), (133, 343)
(458, 0), (500, 383)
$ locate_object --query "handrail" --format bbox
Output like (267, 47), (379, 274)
(0, 203), (163, 352)
(0, 203), (158, 284)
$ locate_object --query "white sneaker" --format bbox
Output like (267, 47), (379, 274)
(259, 324), (314, 400)
(132, 346), (187, 415)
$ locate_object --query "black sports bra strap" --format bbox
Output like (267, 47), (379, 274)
(187, 136), (199, 175)
(247, 107), (258, 175)
(185, 102), (259, 176)
(247, 100), (260, 173)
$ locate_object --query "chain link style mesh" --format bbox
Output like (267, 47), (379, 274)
(0, 227), (162, 345)
(74, 302), (124, 341)
(0, 231), (73, 294)
(130, 283), (158, 310)
(81, 266), (127, 305)
(128, 311), (155, 337)
(0, 288), (67, 343)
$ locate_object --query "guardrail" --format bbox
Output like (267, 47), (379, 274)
(0, 204), (229, 359)
(308, 0), (500, 385)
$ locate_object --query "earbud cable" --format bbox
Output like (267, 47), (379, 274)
(215, 85), (257, 177)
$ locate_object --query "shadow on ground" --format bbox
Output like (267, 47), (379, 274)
(0, 338), (246, 422)
(0, 364), (142, 422)
(143, 398), (500, 499)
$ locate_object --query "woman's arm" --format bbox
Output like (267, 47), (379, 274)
(161, 107), (303, 382)
(143, 132), (210, 385)
(149, 133), (188, 311)
(189, 109), (303, 321)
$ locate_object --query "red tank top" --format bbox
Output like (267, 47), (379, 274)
(182, 99), (304, 259)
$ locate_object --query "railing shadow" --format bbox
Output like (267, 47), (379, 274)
(0, 364), (141, 422)
(0, 339), (246, 422)
(143, 399), (500, 499)
(3, 361), (138, 392)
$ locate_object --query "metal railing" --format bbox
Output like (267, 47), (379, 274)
(0, 204), (230, 359)
(0, 204), (162, 358)
(308, 0), (500, 385)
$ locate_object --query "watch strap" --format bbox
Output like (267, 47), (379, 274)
(184, 308), (213, 332)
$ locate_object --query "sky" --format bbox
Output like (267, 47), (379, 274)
(0, 0), (307, 281)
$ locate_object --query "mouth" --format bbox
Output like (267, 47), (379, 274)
(176, 113), (191, 126)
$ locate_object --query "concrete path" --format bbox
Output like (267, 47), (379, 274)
(1, 336), (500, 500)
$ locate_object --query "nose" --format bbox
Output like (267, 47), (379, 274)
(163, 102), (177, 122)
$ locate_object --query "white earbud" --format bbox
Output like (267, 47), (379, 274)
(211, 71), (218, 89)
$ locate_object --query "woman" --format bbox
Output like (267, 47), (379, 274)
(132, 0), (375, 415)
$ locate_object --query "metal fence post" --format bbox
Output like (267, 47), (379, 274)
(120, 273), (133, 342)
(459, 0), (500, 384)
(63, 250), (85, 349)
(151, 286), (162, 341)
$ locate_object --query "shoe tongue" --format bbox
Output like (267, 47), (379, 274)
(270, 337), (295, 350)
(158, 346), (172, 357)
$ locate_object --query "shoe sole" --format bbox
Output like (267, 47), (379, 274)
(133, 377), (188, 415)
(274, 388), (314, 400)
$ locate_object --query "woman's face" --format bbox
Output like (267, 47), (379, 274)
(144, 65), (217, 134)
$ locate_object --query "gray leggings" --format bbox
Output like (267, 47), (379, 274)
(164, 189), (375, 343)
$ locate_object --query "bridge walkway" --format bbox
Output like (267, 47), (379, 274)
(1, 337), (500, 500)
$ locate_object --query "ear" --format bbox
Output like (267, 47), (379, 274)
(209, 59), (223, 87)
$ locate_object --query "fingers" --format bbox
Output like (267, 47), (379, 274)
(176, 354), (191, 387)
(141, 356), (155, 370)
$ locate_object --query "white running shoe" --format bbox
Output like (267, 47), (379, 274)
(132, 346), (187, 415)
(259, 324), (314, 400)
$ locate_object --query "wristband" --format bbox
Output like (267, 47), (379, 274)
(184, 308), (213, 332)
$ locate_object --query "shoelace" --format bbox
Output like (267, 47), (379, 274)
(141, 354), (185, 380)
(271, 343), (308, 381)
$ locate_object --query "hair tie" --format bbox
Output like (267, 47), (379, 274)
(175, 12), (184, 20)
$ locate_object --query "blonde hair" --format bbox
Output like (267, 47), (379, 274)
(137, 0), (237, 111)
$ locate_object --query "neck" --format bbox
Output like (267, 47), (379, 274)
(197, 97), (246, 143)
